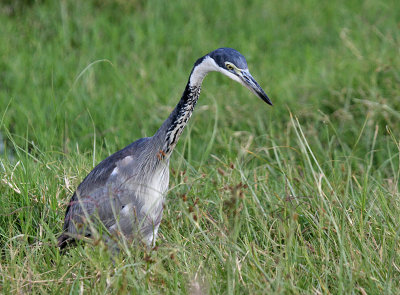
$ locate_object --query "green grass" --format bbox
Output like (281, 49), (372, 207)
(1, 0), (400, 293)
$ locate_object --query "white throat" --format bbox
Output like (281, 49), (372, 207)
(189, 56), (220, 87)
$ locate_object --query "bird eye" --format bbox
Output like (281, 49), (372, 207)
(226, 64), (234, 70)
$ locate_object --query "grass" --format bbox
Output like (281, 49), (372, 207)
(1, 0), (400, 293)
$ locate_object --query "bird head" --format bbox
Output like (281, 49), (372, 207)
(207, 48), (272, 106)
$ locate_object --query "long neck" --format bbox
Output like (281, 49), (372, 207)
(154, 56), (216, 158)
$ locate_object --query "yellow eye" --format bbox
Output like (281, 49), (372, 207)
(226, 64), (234, 70)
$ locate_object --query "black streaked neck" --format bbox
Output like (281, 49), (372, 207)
(154, 55), (217, 158)
(156, 83), (201, 158)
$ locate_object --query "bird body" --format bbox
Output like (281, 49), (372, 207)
(58, 48), (272, 250)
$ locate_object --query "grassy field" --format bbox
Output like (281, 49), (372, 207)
(1, 0), (400, 293)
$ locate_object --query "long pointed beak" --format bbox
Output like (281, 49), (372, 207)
(240, 70), (272, 106)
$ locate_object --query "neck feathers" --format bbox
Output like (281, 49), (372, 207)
(189, 56), (218, 87)
(154, 56), (218, 158)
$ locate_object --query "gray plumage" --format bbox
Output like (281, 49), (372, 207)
(58, 48), (272, 250)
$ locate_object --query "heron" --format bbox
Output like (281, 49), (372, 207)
(57, 48), (272, 250)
